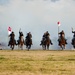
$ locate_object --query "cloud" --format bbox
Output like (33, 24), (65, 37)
(51, 0), (59, 2)
(0, 0), (9, 6)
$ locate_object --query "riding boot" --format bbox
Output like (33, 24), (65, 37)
(8, 42), (9, 46)
(65, 40), (67, 44)
(31, 39), (33, 45)
(17, 40), (19, 44)
(15, 40), (17, 45)
(8, 41), (10, 46)
(71, 39), (73, 45)
(58, 41), (60, 45)
(50, 40), (53, 45)
(71, 42), (73, 45)
(19, 39), (21, 44)
(40, 41), (43, 45)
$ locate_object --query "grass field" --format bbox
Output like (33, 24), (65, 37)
(0, 49), (75, 75)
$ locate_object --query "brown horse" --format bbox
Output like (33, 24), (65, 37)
(25, 38), (32, 50)
(71, 38), (75, 48)
(42, 38), (51, 50)
(58, 37), (66, 50)
(9, 39), (16, 50)
(18, 36), (24, 50)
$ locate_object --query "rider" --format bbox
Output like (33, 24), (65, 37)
(40, 33), (46, 45)
(58, 30), (67, 45)
(25, 32), (32, 45)
(8, 31), (16, 46)
(72, 28), (75, 44)
(18, 29), (24, 44)
(40, 31), (53, 45)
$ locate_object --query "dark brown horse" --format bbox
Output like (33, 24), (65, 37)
(9, 39), (16, 50)
(71, 38), (75, 48)
(42, 38), (51, 50)
(58, 37), (66, 50)
(25, 38), (32, 50)
(18, 36), (24, 50)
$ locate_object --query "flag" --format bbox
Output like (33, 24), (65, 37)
(57, 21), (61, 26)
(8, 26), (12, 35)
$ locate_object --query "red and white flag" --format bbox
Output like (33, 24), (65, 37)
(57, 21), (61, 26)
(8, 26), (12, 35)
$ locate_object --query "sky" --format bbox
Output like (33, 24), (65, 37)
(0, 0), (75, 49)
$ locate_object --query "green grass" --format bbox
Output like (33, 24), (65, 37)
(0, 50), (75, 75)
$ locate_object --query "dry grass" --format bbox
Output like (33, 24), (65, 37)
(0, 50), (75, 75)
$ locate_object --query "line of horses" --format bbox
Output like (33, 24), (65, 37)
(8, 36), (32, 50)
(8, 35), (75, 50)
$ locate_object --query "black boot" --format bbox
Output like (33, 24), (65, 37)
(8, 43), (9, 46)
(58, 41), (60, 45)
(51, 42), (53, 45)
(15, 40), (17, 45)
(31, 39), (33, 45)
(71, 40), (73, 45)
(50, 40), (53, 45)
(8, 41), (10, 46)
(40, 41), (42, 45)
(65, 40), (67, 44)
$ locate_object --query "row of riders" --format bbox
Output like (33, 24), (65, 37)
(8, 29), (75, 50)
(8, 30), (32, 50)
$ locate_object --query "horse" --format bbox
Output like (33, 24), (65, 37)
(41, 38), (51, 50)
(17, 36), (24, 50)
(71, 38), (75, 48)
(58, 37), (66, 50)
(25, 38), (32, 50)
(8, 38), (16, 50)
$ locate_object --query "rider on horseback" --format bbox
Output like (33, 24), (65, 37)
(18, 29), (24, 44)
(40, 31), (53, 45)
(8, 31), (16, 46)
(58, 30), (67, 45)
(72, 28), (75, 45)
(25, 32), (32, 45)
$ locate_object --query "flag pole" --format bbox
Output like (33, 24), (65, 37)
(58, 26), (59, 38)
(57, 21), (60, 38)
(8, 26), (12, 45)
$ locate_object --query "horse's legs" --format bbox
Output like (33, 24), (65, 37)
(61, 45), (66, 50)
(44, 45), (46, 50)
(60, 44), (63, 50)
(63, 44), (65, 49)
(11, 45), (14, 50)
(47, 44), (49, 50)
(21, 44), (23, 50)
(18, 44), (20, 49)
(29, 45), (31, 50)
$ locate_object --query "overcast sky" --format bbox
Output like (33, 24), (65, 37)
(0, 0), (75, 49)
